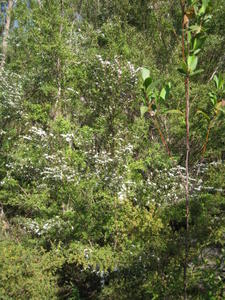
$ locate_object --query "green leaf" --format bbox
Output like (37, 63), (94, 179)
(196, 110), (210, 121)
(143, 77), (152, 89)
(209, 92), (217, 106)
(193, 49), (201, 55)
(188, 55), (198, 72)
(187, 31), (192, 44)
(178, 62), (188, 76)
(160, 83), (171, 100)
(193, 4), (198, 16)
(160, 88), (166, 100)
(167, 82), (171, 89)
(189, 25), (202, 34)
(141, 68), (150, 81)
(213, 75), (219, 89)
(214, 73), (224, 90)
(218, 73), (224, 90)
(190, 69), (204, 76)
(199, 0), (210, 15)
(192, 38), (202, 54)
(140, 105), (149, 117)
(177, 68), (187, 76)
(203, 14), (212, 23)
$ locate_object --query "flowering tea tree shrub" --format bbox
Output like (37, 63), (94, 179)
(0, 0), (224, 299)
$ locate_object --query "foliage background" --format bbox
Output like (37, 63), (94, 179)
(0, 0), (224, 299)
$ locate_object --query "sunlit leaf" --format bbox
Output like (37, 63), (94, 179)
(189, 24), (202, 34)
(141, 68), (150, 81)
(213, 75), (219, 89)
(193, 49), (201, 55)
(140, 105), (149, 117)
(160, 88), (166, 100)
(188, 55), (198, 72)
(199, 0), (210, 15)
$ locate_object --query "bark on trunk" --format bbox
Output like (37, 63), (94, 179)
(52, 0), (63, 120)
(180, 1), (190, 299)
(0, 0), (13, 69)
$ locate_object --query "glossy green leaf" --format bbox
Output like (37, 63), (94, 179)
(187, 31), (192, 44)
(141, 68), (150, 81)
(188, 55), (198, 72)
(193, 49), (201, 55)
(160, 88), (166, 100)
(213, 73), (224, 90)
(199, 0), (210, 15)
(143, 77), (152, 89)
(213, 75), (219, 89)
(160, 83), (171, 100)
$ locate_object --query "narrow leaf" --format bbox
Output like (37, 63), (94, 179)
(177, 68), (187, 76)
(178, 62), (188, 76)
(196, 110), (210, 121)
(213, 75), (219, 89)
(193, 49), (201, 55)
(190, 69), (204, 77)
(218, 73), (224, 89)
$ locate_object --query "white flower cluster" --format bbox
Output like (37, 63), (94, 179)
(95, 54), (139, 82)
(23, 216), (73, 236)
(29, 126), (47, 138)
(0, 70), (23, 118)
(41, 161), (77, 183)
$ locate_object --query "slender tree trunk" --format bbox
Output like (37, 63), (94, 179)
(180, 1), (190, 299)
(53, 0), (63, 120)
(184, 74), (190, 300)
(0, 0), (13, 69)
